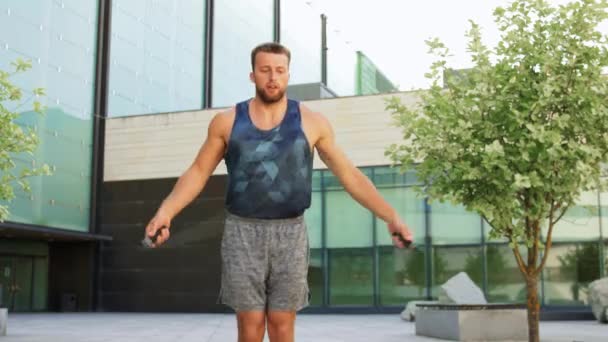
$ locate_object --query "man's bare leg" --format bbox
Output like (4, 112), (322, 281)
(237, 311), (266, 342)
(266, 311), (296, 342)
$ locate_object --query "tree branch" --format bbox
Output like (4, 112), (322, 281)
(536, 200), (557, 276)
(507, 228), (528, 275)
(551, 204), (570, 226)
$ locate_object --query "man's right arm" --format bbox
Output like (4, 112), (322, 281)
(145, 112), (230, 246)
(156, 112), (229, 219)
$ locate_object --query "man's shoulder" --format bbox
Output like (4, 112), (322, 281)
(208, 107), (237, 136)
(215, 106), (236, 119)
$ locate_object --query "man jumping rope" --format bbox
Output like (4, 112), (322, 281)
(144, 42), (413, 342)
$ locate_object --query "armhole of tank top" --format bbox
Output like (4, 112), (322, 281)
(294, 101), (314, 157)
(223, 103), (242, 158)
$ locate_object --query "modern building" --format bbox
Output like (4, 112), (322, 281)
(0, 0), (606, 319)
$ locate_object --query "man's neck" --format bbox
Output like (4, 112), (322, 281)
(250, 96), (288, 119)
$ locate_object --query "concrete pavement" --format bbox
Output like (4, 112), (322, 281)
(2, 313), (606, 341)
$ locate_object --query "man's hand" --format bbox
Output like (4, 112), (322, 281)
(144, 211), (172, 248)
(387, 215), (413, 249)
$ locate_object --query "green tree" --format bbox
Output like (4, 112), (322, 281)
(0, 59), (50, 222)
(385, 1), (608, 341)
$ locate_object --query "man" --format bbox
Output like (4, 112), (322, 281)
(144, 42), (413, 342)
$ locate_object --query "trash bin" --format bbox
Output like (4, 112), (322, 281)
(60, 293), (77, 312)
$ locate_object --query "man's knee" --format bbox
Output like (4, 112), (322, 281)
(267, 311), (296, 336)
(237, 311), (266, 341)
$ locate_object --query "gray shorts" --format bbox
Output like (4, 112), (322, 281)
(218, 212), (310, 312)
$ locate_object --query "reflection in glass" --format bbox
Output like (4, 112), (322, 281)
(328, 248), (373, 305)
(308, 249), (323, 306)
(0, 0), (97, 231)
(375, 187), (425, 246)
(485, 244), (527, 303)
(379, 247), (426, 305)
(431, 246), (483, 298)
(543, 243), (600, 305)
(304, 191), (322, 249)
(108, 0), (205, 117)
(431, 202), (481, 244)
(326, 190), (372, 248)
(543, 191), (600, 241)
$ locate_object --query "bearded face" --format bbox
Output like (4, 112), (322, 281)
(250, 52), (290, 104)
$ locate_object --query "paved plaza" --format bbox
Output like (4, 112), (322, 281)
(2, 313), (606, 341)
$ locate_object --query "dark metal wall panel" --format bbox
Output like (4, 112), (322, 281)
(49, 242), (95, 312)
(99, 175), (229, 312)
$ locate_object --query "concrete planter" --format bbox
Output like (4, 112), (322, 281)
(415, 303), (528, 341)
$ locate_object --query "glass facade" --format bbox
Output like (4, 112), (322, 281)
(356, 51), (398, 95)
(108, 0), (205, 117)
(0, 0), (98, 231)
(305, 166), (608, 308)
(212, 0), (274, 108)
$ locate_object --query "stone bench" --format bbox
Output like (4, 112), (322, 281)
(415, 303), (528, 341)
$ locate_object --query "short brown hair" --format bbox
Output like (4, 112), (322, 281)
(251, 42), (291, 70)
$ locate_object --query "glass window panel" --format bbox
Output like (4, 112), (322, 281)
(304, 191), (322, 249)
(311, 170), (322, 191)
(326, 190), (372, 248)
(542, 243), (601, 305)
(326, 23), (357, 96)
(431, 246), (483, 299)
(213, 0), (273, 107)
(373, 166), (419, 187)
(375, 187), (425, 246)
(486, 244), (527, 303)
(328, 248), (373, 305)
(379, 247), (426, 305)
(14, 257), (33, 311)
(323, 168), (372, 190)
(0, 257), (12, 308)
(542, 191), (600, 242)
(108, 0), (205, 117)
(431, 202), (481, 244)
(0, 0), (97, 231)
(308, 248), (323, 306)
(32, 257), (48, 311)
(280, 0), (321, 85)
(356, 51), (397, 95)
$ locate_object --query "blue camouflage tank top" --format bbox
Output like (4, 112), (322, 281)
(224, 99), (313, 219)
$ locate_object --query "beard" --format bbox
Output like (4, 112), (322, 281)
(255, 85), (286, 104)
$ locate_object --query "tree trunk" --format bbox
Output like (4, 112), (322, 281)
(526, 275), (540, 342)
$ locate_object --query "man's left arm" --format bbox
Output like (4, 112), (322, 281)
(314, 114), (413, 247)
